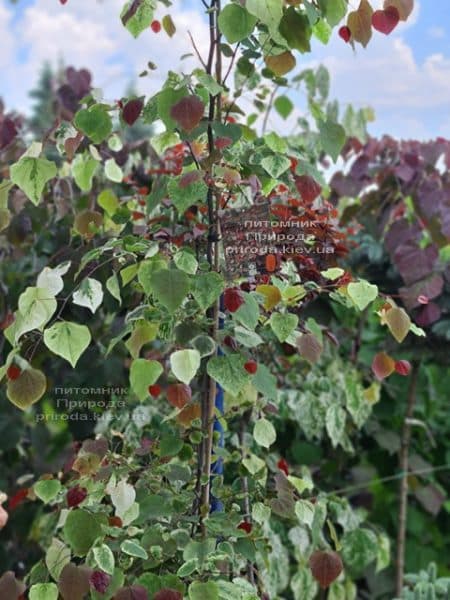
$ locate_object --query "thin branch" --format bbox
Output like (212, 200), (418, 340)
(188, 30), (207, 69)
(262, 85), (278, 135)
(222, 43), (240, 87)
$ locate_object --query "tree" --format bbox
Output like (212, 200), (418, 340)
(0, 1), (432, 598)
(28, 62), (58, 136)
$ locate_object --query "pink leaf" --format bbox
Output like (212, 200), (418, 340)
(372, 6), (400, 34)
(170, 96), (205, 133)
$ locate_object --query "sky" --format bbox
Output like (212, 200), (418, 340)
(1, 0), (450, 140)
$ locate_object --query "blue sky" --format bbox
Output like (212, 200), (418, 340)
(1, 0), (449, 140)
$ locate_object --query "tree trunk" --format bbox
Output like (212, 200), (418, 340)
(395, 362), (420, 596)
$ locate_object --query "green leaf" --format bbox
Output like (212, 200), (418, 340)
(73, 278), (104, 314)
(146, 268), (191, 313)
(37, 262), (71, 297)
(0, 208), (11, 232)
(174, 249), (198, 275)
(130, 358), (163, 401)
(34, 479), (61, 504)
(189, 581), (219, 600)
(192, 272), (224, 310)
(325, 404), (347, 448)
(376, 532), (391, 573)
(98, 189), (119, 216)
(160, 434), (184, 457)
(72, 153), (98, 192)
(321, 267), (344, 280)
(246, 0), (283, 31)
(63, 509), (104, 556)
(138, 258), (167, 294)
(253, 417), (277, 448)
(120, 540), (148, 560)
(93, 544), (115, 575)
(318, 0), (347, 26)
(0, 180), (13, 209)
(347, 280), (378, 310)
(234, 292), (259, 330)
(234, 326), (263, 348)
(264, 132), (287, 154)
(194, 70), (224, 97)
(45, 538), (71, 581)
(170, 349), (201, 385)
(191, 335), (216, 358)
(318, 120), (346, 162)
(125, 321), (158, 358)
(269, 313), (298, 342)
(252, 363), (277, 400)
(291, 568), (318, 600)
(29, 583), (58, 600)
(152, 131), (180, 156)
(313, 18), (332, 44)
(295, 499), (315, 528)
(279, 7), (311, 53)
(43, 321), (91, 368)
(274, 95), (294, 120)
(261, 154), (291, 178)
(156, 87), (188, 131)
(218, 4), (257, 43)
(10, 155), (57, 206)
(121, 0), (156, 38)
(74, 105), (113, 144)
(106, 273), (122, 305)
(167, 174), (208, 214)
(341, 528), (378, 575)
(15, 286), (57, 340)
(384, 306), (411, 343)
(104, 158), (123, 183)
(207, 354), (250, 395)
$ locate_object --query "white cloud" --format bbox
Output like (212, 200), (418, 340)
(0, 0), (448, 141)
(427, 26), (445, 39)
(1, 0), (210, 111)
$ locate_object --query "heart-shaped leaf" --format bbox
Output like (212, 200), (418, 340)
(58, 562), (92, 600)
(74, 105), (113, 144)
(10, 155), (57, 206)
(170, 96), (205, 132)
(145, 269), (191, 313)
(0, 571), (25, 599)
(372, 6), (399, 34)
(264, 51), (296, 76)
(167, 383), (191, 409)
(384, 306), (411, 343)
(30, 583), (59, 600)
(347, 280), (378, 310)
(270, 313), (298, 342)
(43, 321), (91, 368)
(130, 359), (163, 401)
(7, 367), (47, 410)
(114, 585), (148, 600)
(347, 0), (373, 47)
(63, 510), (104, 556)
(297, 333), (323, 364)
(372, 352), (396, 380)
(384, 0), (413, 20)
(309, 550), (343, 588)
(122, 99), (144, 125)
(170, 349), (201, 385)
(207, 354), (250, 395)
